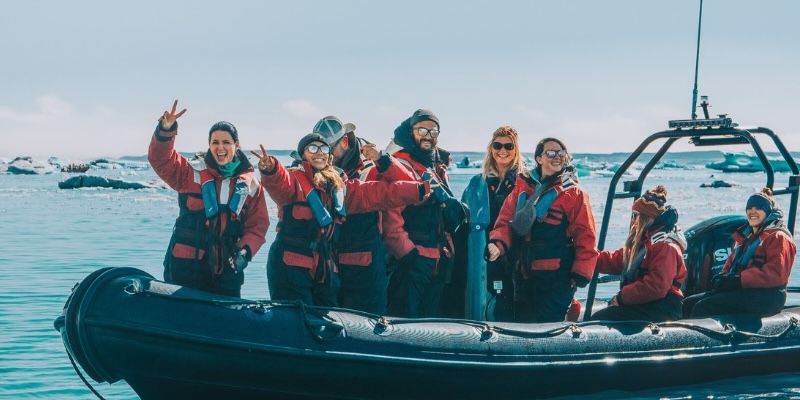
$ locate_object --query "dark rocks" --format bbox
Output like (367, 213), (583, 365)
(58, 175), (153, 190)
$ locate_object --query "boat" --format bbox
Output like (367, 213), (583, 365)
(455, 155), (482, 168)
(55, 266), (800, 400)
(54, 104), (800, 399)
(55, 6), (800, 398)
(61, 163), (90, 173)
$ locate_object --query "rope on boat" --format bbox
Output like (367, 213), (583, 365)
(661, 315), (800, 342)
(64, 347), (107, 400)
(366, 314), (800, 343)
(137, 281), (800, 343)
(290, 300), (345, 342)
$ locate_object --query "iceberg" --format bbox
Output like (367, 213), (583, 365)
(706, 152), (794, 173)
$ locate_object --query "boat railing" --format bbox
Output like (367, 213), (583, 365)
(583, 118), (800, 320)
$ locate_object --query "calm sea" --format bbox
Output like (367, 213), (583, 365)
(1, 151), (799, 399)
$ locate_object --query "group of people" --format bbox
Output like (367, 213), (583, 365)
(148, 99), (796, 323)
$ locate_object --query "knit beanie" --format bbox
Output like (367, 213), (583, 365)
(746, 188), (774, 215)
(632, 185), (668, 218)
(297, 132), (329, 156)
(208, 121), (238, 143)
(409, 109), (440, 130)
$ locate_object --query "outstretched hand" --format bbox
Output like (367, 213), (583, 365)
(250, 144), (273, 171)
(160, 99), (187, 130)
(361, 144), (381, 161)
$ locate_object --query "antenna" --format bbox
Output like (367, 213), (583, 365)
(690, 0), (704, 120)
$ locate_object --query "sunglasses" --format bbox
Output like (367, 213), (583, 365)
(491, 142), (515, 151)
(415, 127), (440, 138)
(305, 144), (330, 154)
(541, 149), (566, 158)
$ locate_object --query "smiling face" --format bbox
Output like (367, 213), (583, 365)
(303, 140), (330, 170)
(536, 140), (567, 178)
(491, 136), (515, 172)
(746, 206), (768, 227)
(412, 120), (439, 152)
(209, 130), (239, 166)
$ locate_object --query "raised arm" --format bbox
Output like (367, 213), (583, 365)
(252, 144), (300, 206)
(148, 99), (192, 190)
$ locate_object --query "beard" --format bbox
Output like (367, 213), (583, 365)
(418, 138), (436, 157)
(420, 146), (435, 158)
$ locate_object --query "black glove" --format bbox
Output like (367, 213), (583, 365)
(571, 273), (590, 288)
(422, 172), (452, 203)
(399, 249), (419, 272)
(441, 198), (467, 233)
(228, 246), (250, 274)
(711, 274), (741, 291)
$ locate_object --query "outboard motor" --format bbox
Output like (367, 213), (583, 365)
(682, 215), (747, 296)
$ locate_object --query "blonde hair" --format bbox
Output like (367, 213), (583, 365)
(481, 126), (526, 180)
(624, 213), (655, 269)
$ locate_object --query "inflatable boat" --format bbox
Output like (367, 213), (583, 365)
(54, 266), (800, 400)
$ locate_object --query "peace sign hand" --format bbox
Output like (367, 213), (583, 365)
(250, 144), (273, 171)
(160, 99), (187, 130)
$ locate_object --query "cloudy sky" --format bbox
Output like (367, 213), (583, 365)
(2, 0), (798, 159)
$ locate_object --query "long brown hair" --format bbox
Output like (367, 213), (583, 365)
(312, 165), (344, 191)
(624, 213), (655, 268)
(482, 126), (526, 180)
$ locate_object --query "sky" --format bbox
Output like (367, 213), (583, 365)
(2, 0), (799, 160)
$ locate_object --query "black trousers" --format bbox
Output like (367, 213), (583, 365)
(387, 250), (452, 318)
(337, 244), (388, 315)
(590, 292), (683, 322)
(515, 272), (576, 323)
(683, 287), (786, 318)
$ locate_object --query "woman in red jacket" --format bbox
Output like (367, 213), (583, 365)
(252, 133), (431, 307)
(683, 188), (796, 318)
(148, 100), (270, 298)
(590, 185), (687, 322)
(487, 137), (598, 323)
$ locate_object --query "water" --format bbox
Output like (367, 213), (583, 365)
(1, 153), (799, 399)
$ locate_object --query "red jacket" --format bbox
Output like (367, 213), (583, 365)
(721, 221), (796, 289)
(489, 171), (598, 283)
(382, 149), (455, 260)
(339, 144), (417, 185)
(148, 127), (269, 270)
(260, 158), (429, 222)
(596, 229), (687, 305)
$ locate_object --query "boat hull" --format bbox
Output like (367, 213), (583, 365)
(55, 267), (800, 399)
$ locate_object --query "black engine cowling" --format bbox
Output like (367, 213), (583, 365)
(682, 215), (746, 296)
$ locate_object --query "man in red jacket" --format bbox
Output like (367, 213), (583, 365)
(383, 109), (468, 318)
(316, 116), (417, 314)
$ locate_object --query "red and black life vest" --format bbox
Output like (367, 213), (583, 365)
(170, 166), (257, 272)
